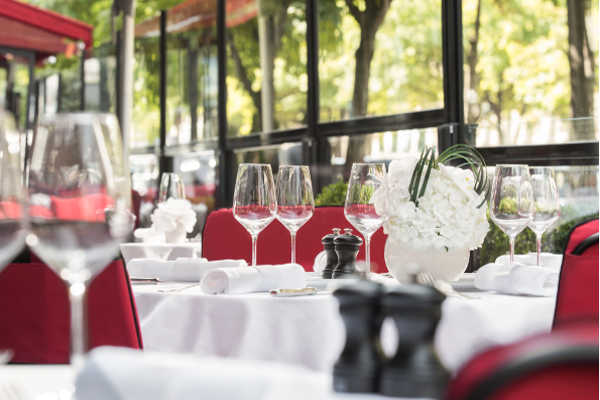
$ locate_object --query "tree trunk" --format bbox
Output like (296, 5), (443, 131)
(567, 0), (595, 140)
(466, 0), (482, 123)
(343, 0), (393, 176)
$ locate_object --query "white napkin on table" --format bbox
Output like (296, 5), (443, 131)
(127, 258), (247, 282)
(474, 253), (561, 296)
(496, 252), (563, 269)
(201, 264), (307, 294)
(75, 346), (329, 400)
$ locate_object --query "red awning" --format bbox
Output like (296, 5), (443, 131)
(135, 0), (257, 38)
(0, 0), (93, 61)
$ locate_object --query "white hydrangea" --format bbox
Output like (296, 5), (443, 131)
(374, 157), (489, 251)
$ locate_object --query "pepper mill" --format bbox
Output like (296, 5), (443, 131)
(333, 280), (383, 393)
(321, 228), (341, 279)
(332, 228), (363, 279)
(379, 284), (449, 399)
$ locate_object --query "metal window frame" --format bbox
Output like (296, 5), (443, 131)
(116, 0), (597, 207)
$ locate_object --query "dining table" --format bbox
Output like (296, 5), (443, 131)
(131, 274), (557, 373)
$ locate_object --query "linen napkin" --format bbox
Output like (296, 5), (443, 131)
(474, 258), (560, 297)
(496, 252), (562, 270)
(76, 347), (329, 400)
(127, 258), (247, 282)
(201, 264), (307, 294)
(312, 251), (327, 274)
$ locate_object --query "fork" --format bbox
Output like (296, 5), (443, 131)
(416, 272), (478, 300)
(157, 283), (202, 293)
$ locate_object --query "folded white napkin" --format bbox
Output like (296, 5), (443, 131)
(127, 258), (247, 282)
(474, 260), (559, 297)
(76, 347), (329, 400)
(496, 252), (562, 270)
(201, 264), (307, 294)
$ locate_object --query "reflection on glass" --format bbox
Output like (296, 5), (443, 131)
(227, 2), (307, 136)
(463, 0), (598, 146)
(319, 0), (443, 122)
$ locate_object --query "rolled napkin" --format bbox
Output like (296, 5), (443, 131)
(76, 346), (329, 400)
(201, 264), (307, 295)
(127, 258), (247, 282)
(474, 262), (559, 296)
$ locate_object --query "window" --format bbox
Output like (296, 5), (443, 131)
(132, 36), (161, 149)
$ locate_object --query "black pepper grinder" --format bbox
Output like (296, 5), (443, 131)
(321, 228), (341, 279)
(379, 284), (449, 399)
(333, 280), (384, 393)
(332, 228), (363, 279)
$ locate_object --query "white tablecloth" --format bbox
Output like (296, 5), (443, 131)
(133, 280), (556, 373)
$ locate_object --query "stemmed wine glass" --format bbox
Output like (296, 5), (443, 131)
(276, 165), (314, 264)
(27, 113), (133, 368)
(0, 110), (27, 271)
(158, 172), (185, 203)
(489, 165), (534, 264)
(529, 167), (560, 266)
(232, 163), (277, 266)
(344, 163), (386, 273)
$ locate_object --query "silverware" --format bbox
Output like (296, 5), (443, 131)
(157, 283), (202, 293)
(130, 277), (160, 284)
(0, 381), (30, 400)
(416, 272), (479, 300)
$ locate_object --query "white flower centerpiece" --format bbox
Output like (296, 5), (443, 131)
(373, 145), (490, 281)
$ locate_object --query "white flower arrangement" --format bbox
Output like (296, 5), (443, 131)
(373, 145), (490, 251)
(134, 198), (197, 243)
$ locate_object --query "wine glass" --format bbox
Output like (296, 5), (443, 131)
(0, 110), (27, 271)
(529, 167), (560, 266)
(158, 172), (185, 203)
(489, 165), (534, 264)
(276, 165), (315, 264)
(232, 163), (277, 266)
(27, 113), (133, 368)
(344, 163), (386, 273)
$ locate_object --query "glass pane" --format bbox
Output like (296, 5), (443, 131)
(318, 0), (443, 122)
(463, 0), (599, 146)
(84, 55), (117, 113)
(130, 154), (159, 228)
(478, 165), (598, 268)
(166, 29), (218, 145)
(227, 1), (307, 136)
(132, 37), (161, 149)
(173, 151), (218, 236)
(59, 67), (81, 112)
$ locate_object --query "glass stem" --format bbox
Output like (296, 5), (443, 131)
(251, 234), (258, 266)
(290, 232), (297, 264)
(365, 234), (372, 273)
(69, 281), (87, 372)
(536, 233), (542, 266)
(509, 235), (516, 264)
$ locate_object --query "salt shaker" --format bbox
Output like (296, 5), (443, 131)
(321, 228), (341, 279)
(332, 228), (363, 279)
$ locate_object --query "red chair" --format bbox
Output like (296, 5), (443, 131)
(553, 219), (599, 327)
(0, 255), (143, 363)
(447, 219), (599, 400)
(446, 320), (598, 400)
(202, 207), (388, 273)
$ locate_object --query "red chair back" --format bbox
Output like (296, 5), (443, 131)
(553, 219), (599, 328)
(446, 320), (598, 400)
(202, 207), (388, 273)
(0, 257), (143, 363)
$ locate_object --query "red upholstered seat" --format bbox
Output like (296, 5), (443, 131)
(202, 207), (388, 273)
(553, 219), (599, 327)
(446, 320), (598, 400)
(51, 193), (115, 221)
(0, 257), (143, 363)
